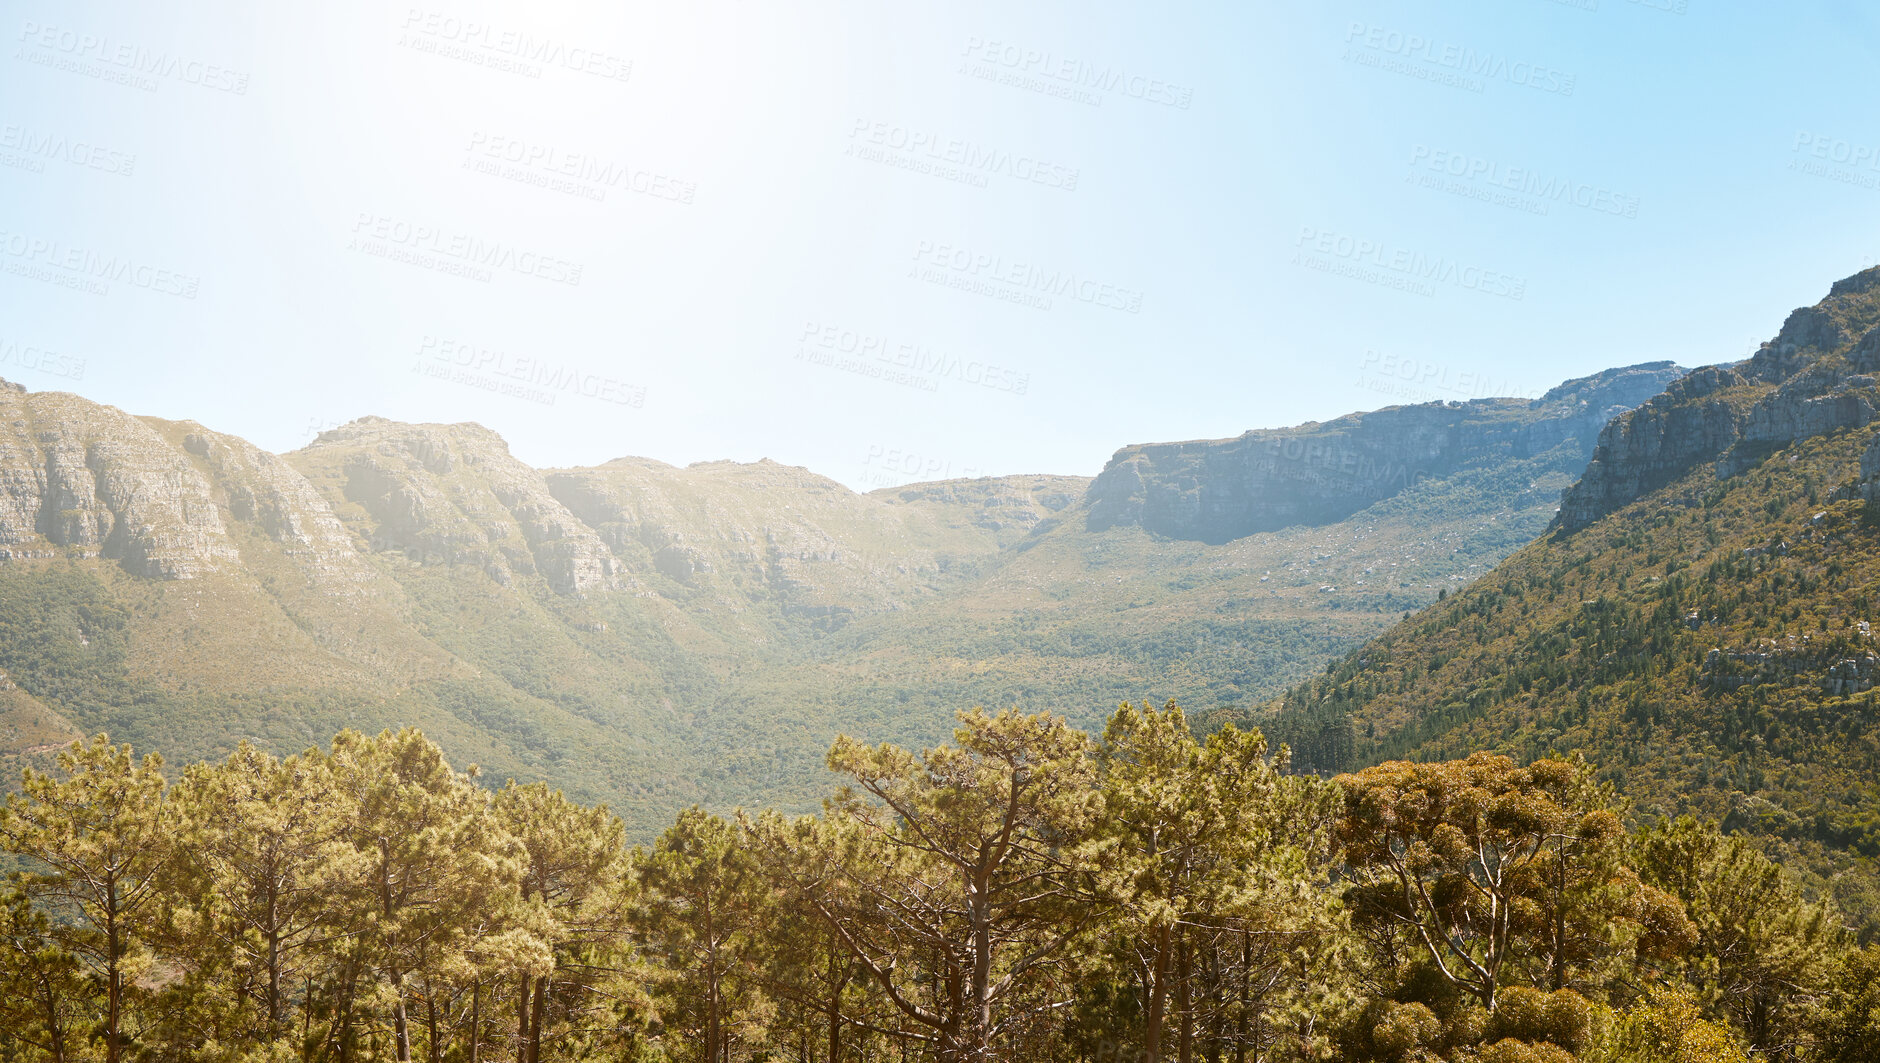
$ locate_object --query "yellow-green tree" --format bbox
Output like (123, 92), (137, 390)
(158, 742), (354, 1055)
(1806, 944), (1880, 1062)
(1583, 989), (1751, 1063)
(322, 729), (550, 1063)
(1633, 816), (1844, 1057)
(1097, 700), (1350, 1063)
(494, 781), (635, 1063)
(755, 708), (1105, 1063)
(0, 736), (173, 1063)
(636, 807), (773, 1063)
(0, 888), (95, 1063)
(1336, 753), (1690, 1014)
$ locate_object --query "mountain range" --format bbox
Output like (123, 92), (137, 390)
(1265, 267), (1880, 925)
(10, 262), (1880, 921)
(0, 354), (1679, 833)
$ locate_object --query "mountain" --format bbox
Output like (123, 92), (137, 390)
(0, 365), (1676, 833)
(1087, 363), (1682, 543)
(1260, 267), (1880, 925)
(1559, 269), (1880, 531)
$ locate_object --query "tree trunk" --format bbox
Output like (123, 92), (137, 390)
(516, 976), (531, 1063)
(1204, 941), (1223, 1063)
(267, 873), (283, 1035)
(379, 837), (412, 1063)
(335, 973), (357, 1063)
(470, 984), (482, 1063)
(391, 982), (412, 1063)
(104, 879), (121, 1063)
(826, 952), (845, 1063)
(1145, 925), (1171, 1063)
(41, 977), (68, 1063)
(526, 866), (548, 1063)
(424, 980), (441, 1063)
(967, 870), (994, 1063)
(1232, 933), (1249, 1063)
(704, 965), (721, 1063)
(1176, 928), (1193, 1063)
(526, 972), (547, 1063)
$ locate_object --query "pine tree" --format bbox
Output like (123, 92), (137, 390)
(636, 807), (772, 1063)
(158, 742), (354, 1052)
(0, 888), (96, 1063)
(321, 729), (550, 1063)
(1633, 816), (1846, 1056)
(0, 735), (173, 1063)
(493, 781), (634, 1063)
(1336, 752), (1692, 1014)
(753, 708), (1105, 1063)
(1098, 701), (1351, 1063)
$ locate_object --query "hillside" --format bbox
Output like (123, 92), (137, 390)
(1088, 362), (1683, 542)
(1262, 267), (1880, 925)
(0, 366), (1675, 832)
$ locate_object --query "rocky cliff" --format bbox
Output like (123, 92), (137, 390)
(0, 381), (241, 578)
(0, 354), (1743, 829)
(287, 418), (628, 597)
(1559, 267), (1880, 530)
(1086, 363), (1683, 544)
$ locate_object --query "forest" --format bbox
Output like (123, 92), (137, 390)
(2, 707), (1877, 1063)
(1261, 432), (1880, 937)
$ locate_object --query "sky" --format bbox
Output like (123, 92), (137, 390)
(4, 1), (1880, 493)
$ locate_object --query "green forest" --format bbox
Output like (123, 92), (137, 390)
(1262, 426), (1880, 934)
(4, 708), (1876, 1063)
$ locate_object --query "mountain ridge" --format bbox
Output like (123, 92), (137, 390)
(1089, 362), (1683, 544)
(1261, 266), (1880, 925)
(0, 362), (1673, 832)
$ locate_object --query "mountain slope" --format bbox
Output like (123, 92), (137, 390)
(0, 365), (1674, 831)
(1089, 363), (1682, 543)
(1260, 268), (1880, 925)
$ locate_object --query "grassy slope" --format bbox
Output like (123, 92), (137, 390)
(1261, 425), (1880, 925)
(0, 394), (1613, 836)
(687, 442), (1591, 813)
(0, 446), (1566, 835)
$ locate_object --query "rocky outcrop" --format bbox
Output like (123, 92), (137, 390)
(288, 419), (622, 596)
(542, 458), (733, 587)
(1086, 363), (1683, 544)
(1559, 267), (1880, 530)
(1702, 641), (1879, 695)
(1556, 367), (1752, 528)
(0, 380), (239, 578)
(141, 419), (385, 597)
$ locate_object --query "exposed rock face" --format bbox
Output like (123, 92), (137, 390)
(1557, 367), (1751, 527)
(1702, 643), (1880, 695)
(0, 380), (1080, 615)
(542, 458), (749, 589)
(1559, 267), (1880, 530)
(1859, 433), (1880, 490)
(0, 380), (239, 577)
(146, 419), (383, 597)
(1086, 363), (1683, 544)
(288, 419), (622, 596)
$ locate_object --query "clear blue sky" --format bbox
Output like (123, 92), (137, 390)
(4, 0), (1879, 490)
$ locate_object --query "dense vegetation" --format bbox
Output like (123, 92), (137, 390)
(0, 446), (1560, 839)
(1263, 426), (1880, 932)
(1, 367), (1623, 835)
(5, 710), (1875, 1063)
